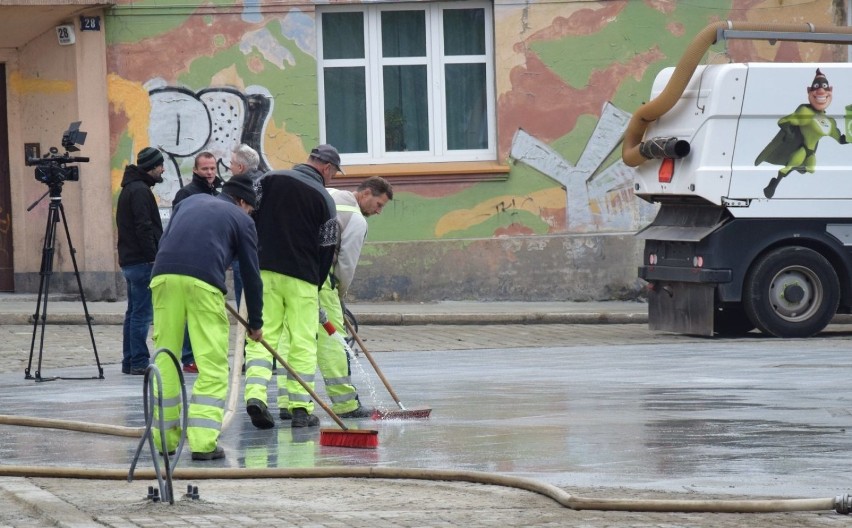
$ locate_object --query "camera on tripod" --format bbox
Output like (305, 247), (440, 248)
(26, 121), (89, 186)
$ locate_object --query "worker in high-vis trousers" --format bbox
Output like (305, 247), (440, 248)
(243, 145), (340, 430)
(277, 176), (393, 419)
(150, 175), (263, 461)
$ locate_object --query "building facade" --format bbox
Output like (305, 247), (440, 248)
(0, 0), (844, 301)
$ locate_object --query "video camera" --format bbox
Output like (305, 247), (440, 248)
(26, 121), (89, 186)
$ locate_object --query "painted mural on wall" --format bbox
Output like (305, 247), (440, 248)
(106, 0), (839, 239)
(146, 82), (273, 204)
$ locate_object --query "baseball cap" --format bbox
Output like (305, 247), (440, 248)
(310, 144), (345, 175)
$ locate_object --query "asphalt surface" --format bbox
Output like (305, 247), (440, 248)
(1, 294), (851, 527)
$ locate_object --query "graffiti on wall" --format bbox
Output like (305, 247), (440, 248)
(105, 0), (839, 242)
(145, 80), (273, 204)
(508, 102), (656, 233)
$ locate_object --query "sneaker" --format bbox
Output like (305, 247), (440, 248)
(191, 445), (225, 461)
(182, 363), (198, 374)
(246, 398), (275, 429)
(121, 367), (130, 374)
(338, 406), (373, 419)
(279, 408), (292, 420)
(129, 367), (147, 375)
(291, 408), (320, 428)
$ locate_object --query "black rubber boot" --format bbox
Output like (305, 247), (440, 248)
(246, 398), (275, 429)
(291, 408), (320, 428)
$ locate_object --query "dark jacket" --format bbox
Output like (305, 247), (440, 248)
(173, 172), (220, 208)
(254, 164), (338, 287)
(243, 167), (264, 183)
(153, 193), (263, 330)
(116, 165), (163, 267)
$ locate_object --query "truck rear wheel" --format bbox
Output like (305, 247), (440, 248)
(743, 247), (839, 338)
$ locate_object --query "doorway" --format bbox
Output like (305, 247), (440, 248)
(0, 63), (12, 291)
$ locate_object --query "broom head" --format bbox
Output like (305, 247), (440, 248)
(319, 428), (379, 449)
(372, 407), (432, 420)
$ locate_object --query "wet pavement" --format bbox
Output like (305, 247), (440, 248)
(1, 296), (852, 526)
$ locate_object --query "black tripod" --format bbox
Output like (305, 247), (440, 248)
(25, 183), (103, 381)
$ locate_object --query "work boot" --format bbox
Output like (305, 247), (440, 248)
(246, 398), (275, 429)
(191, 445), (225, 461)
(338, 406), (373, 418)
(291, 407), (320, 428)
(279, 408), (292, 420)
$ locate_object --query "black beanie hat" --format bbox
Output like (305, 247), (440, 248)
(222, 175), (257, 208)
(137, 147), (164, 172)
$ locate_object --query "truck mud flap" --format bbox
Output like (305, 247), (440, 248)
(648, 281), (714, 336)
(636, 204), (728, 242)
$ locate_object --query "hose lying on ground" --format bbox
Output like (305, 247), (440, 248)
(0, 464), (846, 514)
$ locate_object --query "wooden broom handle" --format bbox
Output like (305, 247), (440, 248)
(225, 303), (348, 430)
(343, 318), (404, 406)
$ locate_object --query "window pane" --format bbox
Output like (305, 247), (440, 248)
(323, 12), (364, 59)
(381, 10), (426, 58)
(445, 63), (487, 150)
(324, 67), (368, 153)
(383, 65), (429, 152)
(443, 9), (485, 56)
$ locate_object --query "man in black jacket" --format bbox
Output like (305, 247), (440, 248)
(173, 151), (220, 206)
(244, 144), (341, 429)
(116, 147), (164, 375)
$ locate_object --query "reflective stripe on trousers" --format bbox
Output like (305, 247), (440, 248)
(279, 276), (360, 414)
(150, 274), (229, 454)
(245, 270), (319, 415)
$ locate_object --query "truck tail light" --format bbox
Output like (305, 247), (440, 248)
(658, 158), (674, 183)
(693, 256), (704, 267)
(649, 253), (658, 265)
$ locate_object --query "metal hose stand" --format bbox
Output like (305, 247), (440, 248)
(127, 348), (189, 505)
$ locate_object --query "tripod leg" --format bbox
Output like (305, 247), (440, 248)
(26, 201), (59, 380)
(57, 202), (104, 379)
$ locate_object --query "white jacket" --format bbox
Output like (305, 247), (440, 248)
(328, 189), (367, 297)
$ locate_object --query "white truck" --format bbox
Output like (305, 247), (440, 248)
(626, 22), (852, 337)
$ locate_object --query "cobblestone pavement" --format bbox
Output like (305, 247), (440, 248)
(2, 323), (852, 527)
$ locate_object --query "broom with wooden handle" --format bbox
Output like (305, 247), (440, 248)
(226, 303), (378, 449)
(341, 318), (432, 419)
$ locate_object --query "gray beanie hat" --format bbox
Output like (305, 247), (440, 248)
(137, 147), (164, 172)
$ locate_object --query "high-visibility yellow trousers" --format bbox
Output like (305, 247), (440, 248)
(278, 277), (360, 414)
(244, 270), (319, 415)
(150, 274), (229, 454)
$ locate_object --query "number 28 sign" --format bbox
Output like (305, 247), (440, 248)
(80, 16), (100, 31)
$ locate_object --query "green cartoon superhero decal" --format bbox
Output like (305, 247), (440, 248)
(755, 68), (848, 198)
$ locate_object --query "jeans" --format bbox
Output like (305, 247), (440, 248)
(122, 262), (154, 371)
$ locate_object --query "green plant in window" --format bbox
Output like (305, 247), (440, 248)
(385, 107), (406, 151)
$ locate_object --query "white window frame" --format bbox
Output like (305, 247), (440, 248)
(317, 1), (496, 165)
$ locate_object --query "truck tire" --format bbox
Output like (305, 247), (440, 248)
(713, 303), (755, 336)
(743, 247), (839, 338)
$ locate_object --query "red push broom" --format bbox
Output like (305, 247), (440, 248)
(318, 310), (431, 420)
(226, 304), (378, 449)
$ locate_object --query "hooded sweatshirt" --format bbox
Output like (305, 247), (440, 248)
(116, 164), (163, 267)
